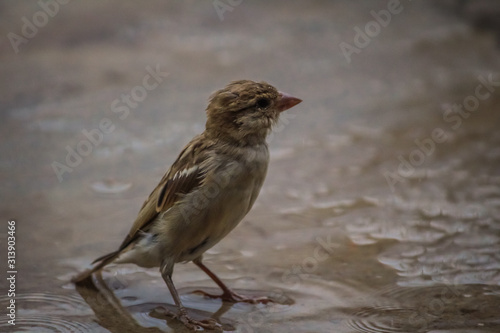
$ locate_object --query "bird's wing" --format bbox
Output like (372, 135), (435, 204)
(73, 135), (214, 282)
(116, 135), (212, 253)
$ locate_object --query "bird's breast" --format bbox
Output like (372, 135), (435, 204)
(166, 144), (269, 262)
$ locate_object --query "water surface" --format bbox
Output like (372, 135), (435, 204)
(1, 1), (500, 332)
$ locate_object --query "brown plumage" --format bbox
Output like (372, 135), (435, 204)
(72, 80), (301, 330)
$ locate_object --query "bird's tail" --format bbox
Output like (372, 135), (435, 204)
(71, 250), (121, 283)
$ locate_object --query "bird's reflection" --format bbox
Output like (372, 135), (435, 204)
(75, 274), (237, 332)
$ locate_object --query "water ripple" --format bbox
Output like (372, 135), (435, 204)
(341, 284), (500, 333)
(0, 293), (88, 312)
(344, 306), (419, 333)
(0, 316), (96, 332)
(90, 179), (132, 194)
(0, 293), (95, 332)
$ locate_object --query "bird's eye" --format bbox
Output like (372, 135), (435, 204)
(256, 98), (270, 109)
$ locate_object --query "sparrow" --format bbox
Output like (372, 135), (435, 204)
(72, 80), (302, 330)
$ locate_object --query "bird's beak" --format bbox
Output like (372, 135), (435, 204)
(276, 91), (302, 112)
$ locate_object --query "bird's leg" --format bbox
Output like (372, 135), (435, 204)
(193, 257), (272, 304)
(160, 263), (220, 330)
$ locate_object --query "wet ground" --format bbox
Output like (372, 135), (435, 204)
(1, 1), (500, 332)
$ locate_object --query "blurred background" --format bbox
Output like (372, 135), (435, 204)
(1, 1), (500, 332)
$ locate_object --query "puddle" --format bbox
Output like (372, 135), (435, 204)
(2, 0), (500, 332)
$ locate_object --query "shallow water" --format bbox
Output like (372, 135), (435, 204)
(1, 1), (500, 332)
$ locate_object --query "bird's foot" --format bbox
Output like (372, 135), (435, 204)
(163, 307), (221, 331)
(194, 289), (273, 304)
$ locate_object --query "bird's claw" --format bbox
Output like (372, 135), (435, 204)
(164, 307), (221, 331)
(179, 315), (220, 331)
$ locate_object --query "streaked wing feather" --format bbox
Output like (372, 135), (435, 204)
(116, 136), (210, 251)
(156, 165), (200, 212)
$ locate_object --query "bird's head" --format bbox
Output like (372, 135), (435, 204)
(205, 80), (302, 145)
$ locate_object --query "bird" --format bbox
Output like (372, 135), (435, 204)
(72, 79), (302, 330)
